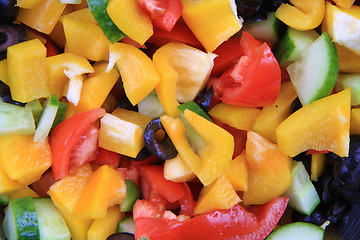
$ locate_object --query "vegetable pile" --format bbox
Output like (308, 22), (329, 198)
(0, 0), (360, 239)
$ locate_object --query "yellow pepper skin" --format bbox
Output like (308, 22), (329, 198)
(333, 0), (355, 8)
(46, 52), (94, 99)
(7, 39), (50, 103)
(276, 88), (351, 157)
(17, 0), (66, 34)
(194, 175), (241, 215)
(87, 205), (124, 240)
(0, 59), (8, 85)
(9, 187), (39, 200)
(275, 0), (325, 30)
(16, 0), (42, 9)
(161, 109), (234, 186)
(225, 151), (248, 192)
(62, 10), (110, 61)
(351, 108), (360, 134)
(209, 103), (261, 131)
(107, 0), (153, 45)
(181, 0), (242, 52)
(252, 81), (298, 143)
(72, 165), (127, 219)
(107, 43), (161, 106)
(48, 164), (93, 240)
(153, 42), (215, 117)
(0, 164), (24, 195)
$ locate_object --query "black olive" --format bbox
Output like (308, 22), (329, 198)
(128, 146), (153, 161)
(106, 233), (135, 240)
(144, 118), (178, 160)
(0, 0), (19, 24)
(235, 0), (264, 18)
(0, 23), (27, 52)
(116, 95), (138, 112)
(194, 86), (213, 113)
(0, 81), (25, 106)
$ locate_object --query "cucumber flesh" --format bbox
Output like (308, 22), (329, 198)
(138, 93), (165, 119)
(287, 32), (339, 106)
(25, 99), (43, 126)
(117, 216), (135, 234)
(0, 108), (35, 136)
(336, 73), (360, 106)
(87, 0), (126, 44)
(0, 100), (22, 112)
(120, 179), (141, 212)
(33, 198), (71, 240)
(2, 196), (40, 240)
(243, 12), (284, 44)
(177, 101), (213, 154)
(275, 28), (319, 67)
(33, 95), (59, 143)
(266, 222), (324, 240)
(284, 161), (320, 216)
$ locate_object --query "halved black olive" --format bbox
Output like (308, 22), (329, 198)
(235, 0), (264, 18)
(106, 233), (135, 240)
(144, 118), (177, 160)
(0, 0), (19, 24)
(0, 23), (27, 52)
(194, 86), (213, 113)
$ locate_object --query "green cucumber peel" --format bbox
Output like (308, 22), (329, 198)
(120, 179), (141, 212)
(87, 0), (127, 43)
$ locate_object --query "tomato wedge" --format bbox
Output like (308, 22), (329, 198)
(49, 108), (106, 180)
(213, 32), (281, 107)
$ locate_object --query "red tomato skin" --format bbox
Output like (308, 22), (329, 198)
(237, 196), (289, 240)
(138, 0), (183, 32)
(134, 202), (260, 240)
(179, 182), (195, 217)
(93, 147), (120, 168)
(49, 108), (106, 180)
(139, 165), (184, 203)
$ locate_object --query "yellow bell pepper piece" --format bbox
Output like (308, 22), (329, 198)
(101, 93), (118, 113)
(25, 28), (47, 44)
(0, 163), (24, 195)
(335, 43), (360, 73)
(164, 155), (196, 182)
(277, 88), (351, 158)
(17, 0), (66, 34)
(16, 0), (42, 9)
(107, 0), (153, 45)
(225, 151), (248, 192)
(48, 5), (74, 49)
(72, 165), (126, 219)
(9, 186), (39, 199)
(7, 39), (50, 103)
(350, 108), (360, 134)
(68, 63), (119, 114)
(62, 10), (110, 61)
(311, 153), (326, 181)
(275, 0), (325, 30)
(334, 0), (355, 9)
(182, 0), (243, 52)
(252, 81), (298, 143)
(194, 175), (241, 215)
(99, 109), (152, 158)
(87, 205), (124, 240)
(161, 109), (234, 186)
(0, 59), (8, 85)
(46, 52), (93, 106)
(153, 42), (216, 117)
(0, 135), (52, 186)
(209, 103), (261, 130)
(48, 164), (93, 240)
(107, 43), (161, 105)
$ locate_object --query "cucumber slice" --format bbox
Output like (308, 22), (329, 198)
(0, 108), (35, 136)
(283, 161), (320, 216)
(25, 99), (43, 125)
(336, 73), (360, 106)
(177, 101), (213, 154)
(33, 95), (59, 143)
(275, 28), (319, 67)
(243, 12), (285, 44)
(0, 100), (22, 112)
(2, 197), (40, 240)
(266, 222), (324, 240)
(33, 198), (71, 240)
(50, 102), (68, 133)
(138, 93), (166, 119)
(87, 0), (126, 44)
(120, 179), (141, 212)
(117, 216), (135, 234)
(287, 32), (339, 106)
